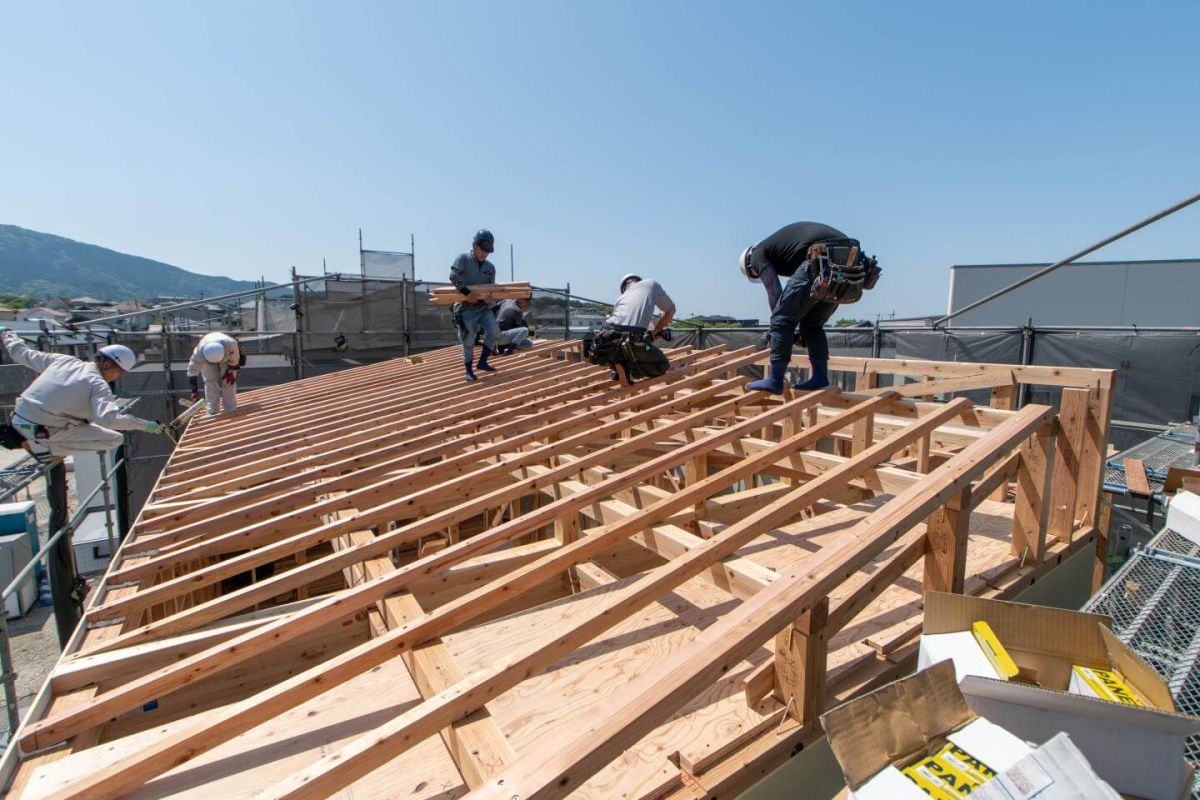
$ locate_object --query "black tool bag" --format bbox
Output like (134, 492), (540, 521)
(807, 240), (882, 305)
(0, 423), (25, 451)
(585, 326), (671, 381)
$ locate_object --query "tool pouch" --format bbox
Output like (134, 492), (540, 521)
(0, 423), (25, 450)
(806, 241), (881, 305)
(586, 327), (670, 381)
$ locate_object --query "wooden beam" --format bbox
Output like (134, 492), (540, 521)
(451, 405), (1058, 800)
(240, 397), (995, 800)
(23, 389), (842, 753)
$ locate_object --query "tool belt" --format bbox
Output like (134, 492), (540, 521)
(2, 415), (50, 451)
(806, 239), (881, 305)
(584, 325), (671, 381)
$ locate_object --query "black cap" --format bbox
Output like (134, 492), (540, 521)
(473, 229), (495, 253)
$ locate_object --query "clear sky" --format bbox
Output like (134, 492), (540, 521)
(2, 1), (1197, 321)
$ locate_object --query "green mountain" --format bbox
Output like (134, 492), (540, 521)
(0, 224), (260, 301)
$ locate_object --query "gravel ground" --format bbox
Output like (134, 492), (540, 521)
(0, 450), (80, 739)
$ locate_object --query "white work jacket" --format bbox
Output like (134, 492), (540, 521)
(2, 331), (155, 431)
(186, 332), (241, 376)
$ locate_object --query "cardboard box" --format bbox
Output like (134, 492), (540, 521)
(924, 592), (1200, 799)
(1166, 489), (1200, 546)
(821, 660), (1032, 800)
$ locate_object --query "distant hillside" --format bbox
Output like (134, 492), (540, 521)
(0, 224), (259, 301)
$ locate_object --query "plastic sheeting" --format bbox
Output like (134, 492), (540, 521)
(1034, 330), (1200, 428)
(360, 250), (414, 280)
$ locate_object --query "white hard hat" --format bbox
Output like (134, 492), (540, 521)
(201, 341), (226, 364)
(739, 245), (760, 283)
(97, 344), (136, 372)
(619, 273), (641, 292)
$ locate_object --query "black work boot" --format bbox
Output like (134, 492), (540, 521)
(464, 361), (477, 382)
(476, 346), (496, 372)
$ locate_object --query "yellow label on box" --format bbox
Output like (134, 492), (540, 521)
(1073, 665), (1145, 707)
(902, 741), (996, 798)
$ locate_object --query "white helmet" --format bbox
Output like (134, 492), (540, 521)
(739, 245), (760, 283)
(619, 273), (641, 293)
(97, 344), (136, 372)
(201, 341), (226, 364)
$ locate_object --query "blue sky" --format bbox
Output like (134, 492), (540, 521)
(2, 1), (1197, 321)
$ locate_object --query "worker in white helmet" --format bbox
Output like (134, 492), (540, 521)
(186, 331), (243, 416)
(0, 328), (163, 463)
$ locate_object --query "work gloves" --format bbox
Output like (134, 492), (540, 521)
(188, 375), (200, 402)
(222, 369), (237, 385)
(144, 421), (166, 435)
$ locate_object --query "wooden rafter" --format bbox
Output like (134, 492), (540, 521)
(2, 343), (1116, 800)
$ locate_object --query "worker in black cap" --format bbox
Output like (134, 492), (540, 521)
(449, 229), (501, 381)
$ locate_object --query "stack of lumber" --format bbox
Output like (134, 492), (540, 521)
(428, 282), (532, 305)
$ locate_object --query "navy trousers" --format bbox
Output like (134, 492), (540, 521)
(768, 263), (838, 365)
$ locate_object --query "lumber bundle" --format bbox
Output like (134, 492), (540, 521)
(0, 341), (1115, 800)
(428, 281), (532, 305)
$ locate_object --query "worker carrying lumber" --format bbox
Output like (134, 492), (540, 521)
(450, 229), (502, 381)
(186, 331), (244, 415)
(584, 274), (675, 384)
(739, 221), (881, 393)
(495, 297), (533, 353)
(0, 328), (163, 463)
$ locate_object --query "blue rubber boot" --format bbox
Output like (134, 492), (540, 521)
(476, 347), (496, 372)
(747, 359), (787, 394)
(464, 361), (477, 382)
(793, 358), (829, 391)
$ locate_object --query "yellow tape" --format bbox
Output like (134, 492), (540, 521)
(972, 620), (1019, 679)
(1073, 666), (1145, 707)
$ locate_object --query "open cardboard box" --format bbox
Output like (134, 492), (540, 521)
(822, 660), (1032, 799)
(922, 592), (1200, 799)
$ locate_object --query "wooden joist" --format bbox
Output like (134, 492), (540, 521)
(2, 344), (1116, 800)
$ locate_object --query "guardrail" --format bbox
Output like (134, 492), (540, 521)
(0, 455), (123, 737)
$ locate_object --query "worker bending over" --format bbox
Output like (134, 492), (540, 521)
(739, 221), (880, 393)
(495, 297), (533, 353)
(0, 328), (162, 462)
(187, 331), (243, 415)
(450, 229), (501, 381)
(585, 274), (675, 384)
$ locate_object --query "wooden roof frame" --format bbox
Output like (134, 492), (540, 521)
(0, 340), (1114, 800)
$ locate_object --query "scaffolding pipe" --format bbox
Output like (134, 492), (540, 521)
(932, 191), (1200, 329)
(45, 273), (340, 330)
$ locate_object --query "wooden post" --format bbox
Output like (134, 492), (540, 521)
(988, 384), (1018, 499)
(773, 597), (829, 724)
(915, 433), (931, 474)
(851, 410), (875, 456)
(854, 371), (878, 392)
(1047, 388), (1089, 542)
(1010, 423), (1055, 563)
(1074, 388), (1112, 532)
(923, 488), (971, 594)
(1092, 495), (1113, 592)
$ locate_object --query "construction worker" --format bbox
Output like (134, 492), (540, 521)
(0, 328), (163, 462)
(739, 222), (877, 393)
(450, 229), (501, 381)
(187, 331), (243, 415)
(585, 274), (675, 383)
(495, 297), (533, 353)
